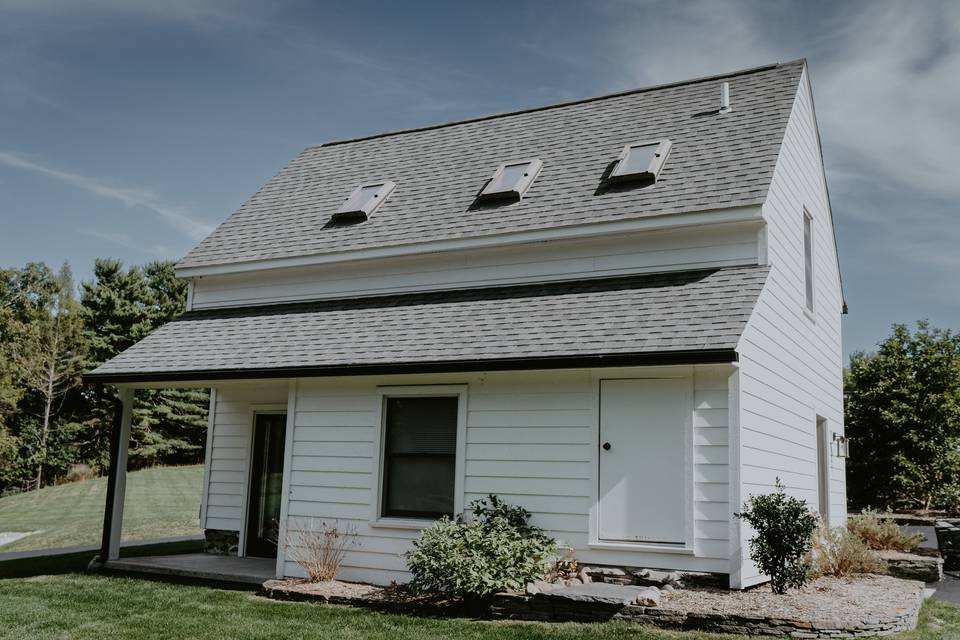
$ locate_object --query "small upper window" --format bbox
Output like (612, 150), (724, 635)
(608, 140), (672, 183)
(332, 181), (395, 223)
(477, 158), (542, 202)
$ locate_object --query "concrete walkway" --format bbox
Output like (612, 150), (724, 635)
(0, 534), (203, 563)
(102, 553), (275, 586)
(930, 574), (960, 605)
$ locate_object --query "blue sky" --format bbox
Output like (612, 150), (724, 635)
(0, 0), (957, 359)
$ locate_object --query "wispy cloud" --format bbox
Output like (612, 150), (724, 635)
(0, 151), (213, 240)
(593, 0), (960, 292)
(78, 229), (174, 258)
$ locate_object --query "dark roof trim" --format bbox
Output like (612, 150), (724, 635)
(83, 349), (738, 385)
(318, 61), (797, 148)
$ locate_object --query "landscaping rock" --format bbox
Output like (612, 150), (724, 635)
(203, 529), (239, 556)
(631, 568), (682, 588)
(577, 567), (592, 584)
(633, 587), (661, 607)
(583, 566), (631, 585)
(538, 583), (648, 606)
(525, 580), (558, 595)
(878, 550), (943, 583)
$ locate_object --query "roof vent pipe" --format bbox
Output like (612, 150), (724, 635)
(719, 82), (731, 113)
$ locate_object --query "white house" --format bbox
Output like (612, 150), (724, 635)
(86, 59), (845, 589)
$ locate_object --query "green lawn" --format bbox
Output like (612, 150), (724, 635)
(0, 574), (955, 640)
(0, 465), (203, 552)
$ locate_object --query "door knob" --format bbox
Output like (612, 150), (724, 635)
(602, 442), (611, 451)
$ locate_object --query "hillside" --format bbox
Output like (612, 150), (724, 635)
(0, 465), (203, 553)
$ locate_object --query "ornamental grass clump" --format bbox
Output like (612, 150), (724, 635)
(808, 521), (888, 578)
(405, 495), (558, 597)
(847, 509), (924, 551)
(284, 520), (358, 582)
(736, 479), (818, 594)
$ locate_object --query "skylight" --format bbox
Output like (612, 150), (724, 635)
(477, 158), (542, 202)
(608, 140), (672, 183)
(332, 181), (395, 222)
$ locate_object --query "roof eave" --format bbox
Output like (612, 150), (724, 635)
(83, 348), (739, 385)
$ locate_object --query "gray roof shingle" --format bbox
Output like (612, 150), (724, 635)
(87, 265), (769, 382)
(177, 61), (804, 270)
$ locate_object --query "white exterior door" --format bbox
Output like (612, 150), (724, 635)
(598, 378), (689, 543)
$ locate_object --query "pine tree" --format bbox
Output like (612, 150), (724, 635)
(75, 259), (155, 468)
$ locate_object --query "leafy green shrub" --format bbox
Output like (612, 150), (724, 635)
(736, 479), (818, 594)
(809, 522), (888, 578)
(405, 495), (558, 597)
(847, 509), (924, 551)
(935, 486), (960, 517)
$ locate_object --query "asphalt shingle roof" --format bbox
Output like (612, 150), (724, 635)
(177, 61), (804, 270)
(87, 265), (769, 382)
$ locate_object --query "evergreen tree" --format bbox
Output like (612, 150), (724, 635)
(76, 259), (208, 469)
(134, 261), (208, 466)
(845, 321), (960, 511)
(74, 259), (155, 468)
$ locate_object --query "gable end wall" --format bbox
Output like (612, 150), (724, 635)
(733, 67), (845, 587)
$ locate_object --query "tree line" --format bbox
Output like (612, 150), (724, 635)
(0, 259), (208, 496)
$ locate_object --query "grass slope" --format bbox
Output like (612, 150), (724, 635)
(0, 465), (203, 552)
(0, 574), (955, 640)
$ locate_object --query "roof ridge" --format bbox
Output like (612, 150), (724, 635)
(316, 59), (805, 148)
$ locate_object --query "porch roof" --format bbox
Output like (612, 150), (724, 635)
(85, 265), (768, 384)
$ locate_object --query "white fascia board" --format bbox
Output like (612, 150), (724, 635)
(176, 204), (763, 278)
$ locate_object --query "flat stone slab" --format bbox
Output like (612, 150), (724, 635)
(537, 583), (650, 606)
(102, 553), (274, 586)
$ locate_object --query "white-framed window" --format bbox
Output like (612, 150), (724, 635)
(332, 181), (396, 223)
(477, 158), (542, 202)
(372, 385), (467, 527)
(609, 139), (672, 183)
(803, 209), (814, 313)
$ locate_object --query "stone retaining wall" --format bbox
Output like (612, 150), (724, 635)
(491, 587), (924, 638)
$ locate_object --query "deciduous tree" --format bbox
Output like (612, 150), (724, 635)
(845, 321), (960, 511)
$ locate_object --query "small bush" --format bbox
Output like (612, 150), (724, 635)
(405, 495), (558, 597)
(808, 522), (888, 578)
(736, 479), (818, 594)
(847, 509), (923, 551)
(284, 520), (358, 582)
(64, 464), (96, 483)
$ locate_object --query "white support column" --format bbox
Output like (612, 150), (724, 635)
(107, 387), (134, 560)
(275, 379), (298, 579)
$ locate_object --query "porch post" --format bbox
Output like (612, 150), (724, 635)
(99, 387), (133, 562)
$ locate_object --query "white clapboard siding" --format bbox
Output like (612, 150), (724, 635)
(201, 382), (289, 532)
(281, 366), (732, 585)
(734, 68), (845, 587)
(191, 223), (759, 309)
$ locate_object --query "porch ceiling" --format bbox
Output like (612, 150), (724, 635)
(84, 265), (768, 384)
